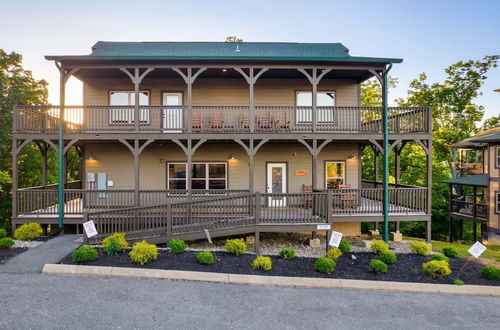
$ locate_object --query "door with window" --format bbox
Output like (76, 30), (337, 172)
(162, 92), (183, 132)
(109, 91), (149, 124)
(267, 163), (287, 206)
(296, 91), (335, 124)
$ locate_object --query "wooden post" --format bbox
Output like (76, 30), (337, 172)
(11, 139), (18, 218)
(186, 68), (193, 133)
(374, 149), (379, 182)
(134, 139), (140, 206)
(134, 68), (140, 133)
(311, 69), (318, 132)
(166, 204), (172, 242)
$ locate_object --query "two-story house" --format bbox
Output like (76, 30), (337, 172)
(12, 41), (432, 247)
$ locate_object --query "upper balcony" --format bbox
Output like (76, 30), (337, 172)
(14, 105), (431, 136)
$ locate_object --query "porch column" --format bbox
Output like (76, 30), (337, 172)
(172, 68), (206, 133)
(426, 138), (432, 243)
(311, 140), (318, 189)
(297, 68), (331, 133)
(187, 139), (192, 199)
(11, 140), (18, 218)
(36, 142), (48, 187)
(373, 148), (379, 182)
(235, 68), (268, 133)
(235, 139), (269, 193)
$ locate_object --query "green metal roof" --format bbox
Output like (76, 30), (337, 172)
(443, 174), (488, 187)
(451, 127), (500, 148)
(45, 41), (403, 64)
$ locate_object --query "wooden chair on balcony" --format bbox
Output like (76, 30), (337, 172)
(256, 114), (270, 130)
(303, 184), (313, 209)
(209, 112), (224, 130)
(240, 113), (249, 130)
(272, 112), (290, 131)
(192, 112), (202, 131)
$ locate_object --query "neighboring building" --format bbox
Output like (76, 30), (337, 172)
(12, 41), (432, 244)
(445, 126), (500, 244)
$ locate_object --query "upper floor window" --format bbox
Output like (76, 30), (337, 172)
(496, 146), (500, 168)
(109, 91), (150, 123)
(325, 161), (345, 189)
(296, 91), (335, 123)
(496, 191), (500, 214)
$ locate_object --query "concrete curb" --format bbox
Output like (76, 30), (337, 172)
(42, 264), (500, 296)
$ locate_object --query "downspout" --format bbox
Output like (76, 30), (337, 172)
(382, 63), (393, 242)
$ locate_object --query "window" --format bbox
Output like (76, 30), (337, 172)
(325, 161), (345, 189)
(109, 91), (150, 123)
(167, 162), (227, 190)
(496, 192), (500, 214)
(296, 91), (335, 123)
(496, 147), (500, 168)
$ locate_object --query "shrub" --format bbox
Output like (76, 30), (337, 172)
(479, 266), (500, 281)
(102, 233), (129, 256)
(252, 256), (272, 271)
(453, 279), (464, 286)
(338, 239), (352, 254)
(14, 223), (43, 241)
(169, 239), (187, 254)
(432, 254), (449, 262)
(442, 246), (459, 258)
(196, 251), (215, 265)
(129, 241), (158, 265)
(422, 260), (452, 278)
(410, 241), (431, 256)
(0, 228), (7, 238)
(370, 240), (389, 254)
(224, 239), (247, 256)
(72, 245), (98, 263)
(378, 251), (397, 265)
(0, 237), (15, 249)
(278, 248), (296, 260)
(326, 247), (343, 260)
(368, 259), (388, 274)
(314, 257), (335, 274)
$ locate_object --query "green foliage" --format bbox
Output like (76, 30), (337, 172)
(378, 251), (397, 265)
(0, 237), (14, 248)
(14, 222), (42, 241)
(278, 248), (296, 260)
(252, 256), (272, 271)
(0, 228), (6, 238)
(326, 247), (343, 260)
(442, 246), (459, 258)
(314, 257), (335, 274)
(370, 240), (389, 254)
(196, 251), (215, 265)
(338, 239), (351, 254)
(102, 233), (129, 256)
(225, 36), (243, 42)
(410, 241), (431, 256)
(368, 259), (388, 274)
(168, 239), (187, 254)
(224, 239), (247, 256)
(129, 241), (158, 265)
(479, 266), (500, 280)
(422, 260), (452, 278)
(453, 279), (464, 285)
(432, 254), (449, 262)
(72, 245), (98, 263)
(482, 114), (500, 130)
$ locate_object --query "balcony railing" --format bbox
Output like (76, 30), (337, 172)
(451, 198), (488, 220)
(14, 105), (431, 134)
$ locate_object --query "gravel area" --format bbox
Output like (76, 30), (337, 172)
(13, 240), (44, 248)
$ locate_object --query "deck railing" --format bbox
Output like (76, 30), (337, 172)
(14, 105), (431, 134)
(451, 198), (488, 220)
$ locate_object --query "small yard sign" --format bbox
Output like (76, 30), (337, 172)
(317, 224), (331, 230)
(468, 241), (487, 258)
(204, 229), (212, 244)
(328, 231), (343, 247)
(83, 220), (98, 238)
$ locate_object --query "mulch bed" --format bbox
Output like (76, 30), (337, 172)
(59, 250), (499, 286)
(0, 247), (29, 264)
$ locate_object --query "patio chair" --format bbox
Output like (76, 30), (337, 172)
(256, 114), (270, 130)
(192, 112), (202, 131)
(209, 112), (224, 130)
(303, 184), (313, 209)
(240, 112), (249, 130)
(272, 112), (290, 131)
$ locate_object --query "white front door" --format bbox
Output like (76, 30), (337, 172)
(267, 163), (287, 206)
(162, 92), (183, 132)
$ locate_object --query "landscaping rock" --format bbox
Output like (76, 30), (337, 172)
(390, 232), (403, 242)
(351, 255), (357, 260)
(308, 238), (321, 247)
(245, 236), (255, 245)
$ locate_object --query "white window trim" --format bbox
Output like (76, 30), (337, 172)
(295, 90), (336, 124)
(325, 161), (346, 188)
(109, 90), (150, 124)
(496, 191), (500, 214)
(496, 146), (500, 168)
(167, 162), (227, 190)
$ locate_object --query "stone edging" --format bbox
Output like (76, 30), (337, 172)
(42, 264), (500, 296)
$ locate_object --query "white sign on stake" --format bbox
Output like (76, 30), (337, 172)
(467, 241), (487, 258)
(83, 220), (98, 238)
(204, 229), (212, 244)
(328, 231), (343, 247)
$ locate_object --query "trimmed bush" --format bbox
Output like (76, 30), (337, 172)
(72, 245), (98, 263)
(0, 237), (15, 249)
(129, 241), (158, 265)
(479, 265), (500, 281)
(410, 241), (431, 256)
(14, 223), (42, 241)
(314, 257), (335, 274)
(252, 256), (272, 271)
(278, 248), (296, 260)
(422, 260), (452, 278)
(224, 239), (247, 256)
(453, 279), (464, 285)
(102, 233), (129, 256)
(196, 251), (215, 265)
(378, 251), (397, 265)
(370, 240), (389, 254)
(432, 254), (449, 262)
(368, 259), (388, 274)
(326, 247), (343, 260)
(169, 239), (187, 254)
(338, 239), (352, 254)
(442, 246), (460, 258)
(0, 228), (7, 238)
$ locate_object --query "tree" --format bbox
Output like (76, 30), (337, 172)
(482, 114), (500, 130)
(225, 36), (243, 42)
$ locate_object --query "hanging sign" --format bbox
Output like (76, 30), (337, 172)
(83, 220), (98, 238)
(204, 229), (212, 244)
(467, 241), (487, 258)
(328, 231), (343, 247)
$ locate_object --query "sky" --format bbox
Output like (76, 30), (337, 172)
(1, 0), (499, 119)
